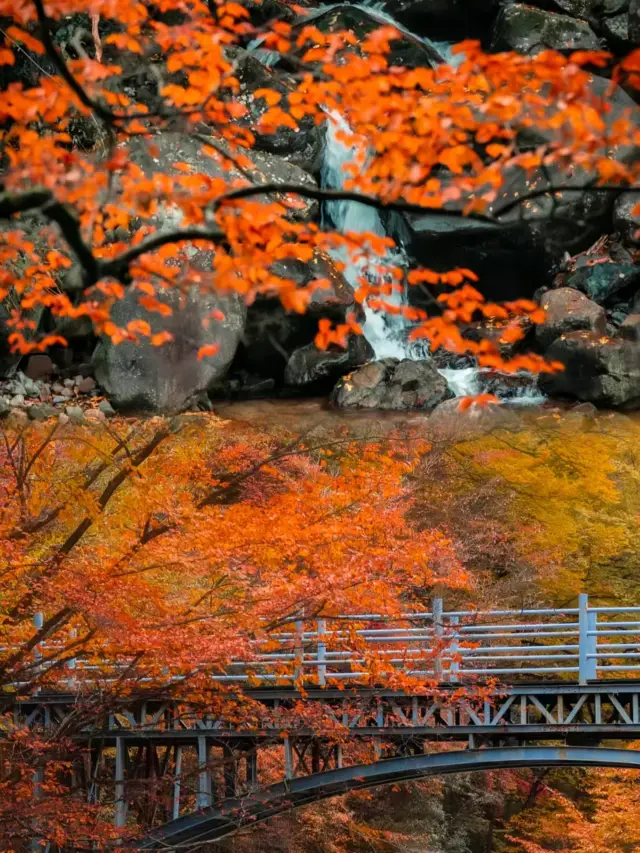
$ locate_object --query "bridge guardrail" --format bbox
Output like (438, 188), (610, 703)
(15, 594), (640, 689)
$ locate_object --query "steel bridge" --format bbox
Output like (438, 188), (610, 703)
(9, 595), (640, 846)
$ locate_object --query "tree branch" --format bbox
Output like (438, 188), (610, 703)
(32, 0), (116, 125)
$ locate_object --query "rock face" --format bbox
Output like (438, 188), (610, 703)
(233, 50), (324, 173)
(536, 288), (607, 350)
(331, 358), (450, 410)
(566, 262), (640, 304)
(234, 252), (360, 385)
(385, 0), (499, 41)
(540, 330), (640, 408)
(93, 284), (246, 412)
(285, 336), (373, 388)
(492, 4), (601, 53)
(614, 193), (640, 247)
(291, 5), (445, 68)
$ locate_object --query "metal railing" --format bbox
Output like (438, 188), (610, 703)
(19, 595), (640, 688)
(220, 594), (640, 685)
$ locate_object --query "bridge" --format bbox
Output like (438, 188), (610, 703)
(9, 595), (640, 846)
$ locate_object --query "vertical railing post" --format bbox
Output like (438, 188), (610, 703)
(588, 605), (598, 682)
(33, 612), (43, 694)
(432, 598), (443, 682)
(450, 615), (459, 683)
(317, 619), (327, 687)
(294, 620), (304, 684)
(579, 594), (597, 684)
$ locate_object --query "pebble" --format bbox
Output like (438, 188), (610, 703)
(27, 405), (56, 421)
(10, 394), (25, 408)
(21, 376), (42, 398)
(63, 378), (76, 389)
(98, 399), (116, 416)
(85, 408), (106, 422)
(0, 398), (10, 418)
(61, 387), (74, 398)
(52, 395), (67, 404)
(9, 382), (27, 397)
(58, 412), (70, 425)
(65, 405), (85, 423)
(76, 376), (96, 394)
(52, 383), (65, 394)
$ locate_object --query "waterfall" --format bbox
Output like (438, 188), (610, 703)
(248, 7), (544, 404)
(315, 10), (545, 405)
(321, 112), (413, 360)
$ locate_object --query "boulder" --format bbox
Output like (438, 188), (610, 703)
(234, 252), (359, 383)
(540, 330), (640, 408)
(492, 4), (601, 53)
(331, 358), (450, 409)
(291, 5), (446, 69)
(614, 193), (640, 247)
(566, 261), (640, 304)
(93, 283), (246, 412)
(115, 132), (319, 225)
(536, 287), (606, 349)
(233, 50), (324, 173)
(285, 336), (373, 388)
(381, 0), (499, 42)
(602, 11), (631, 46)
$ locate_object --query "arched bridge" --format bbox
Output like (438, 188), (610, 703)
(11, 595), (640, 845)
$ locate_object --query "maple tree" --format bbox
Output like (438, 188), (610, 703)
(0, 413), (472, 848)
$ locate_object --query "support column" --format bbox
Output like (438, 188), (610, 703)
(172, 746), (182, 821)
(223, 745), (237, 798)
(197, 737), (212, 809)
(114, 737), (127, 829)
(246, 750), (258, 787)
(284, 735), (294, 780)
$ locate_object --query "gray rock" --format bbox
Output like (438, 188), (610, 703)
(540, 330), (640, 408)
(285, 336), (373, 387)
(27, 404), (56, 421)
(85, 408), (106, 422)
(232, 50), (324, 173)
(76, 376), (96, 394)
(567, 262), (640, 304)
(24, 354), (54, 380)
(10, 394), (25, 408)
(290, 5), (446, 69)
(9, 382), (27, 398)
(631, 0), (640, 43)
(619, 313), (640, 341)
(381, 0), (499, 41)
(492, 4), (601, 54)
(64, 405), (85, 423)
(63, 378), (75, 388)
(98, 399), (116, 417)
(18, 374), (40, 397)
(93, 284), (246, 413)
(614, 193), (640, 247)
(536, 288), (606, 349)
(118, 132), (319, 225)
(331, 358), (450, 410)
(52, 395), (67, 404)
(0, 398), (10, 418)
(602, 11), (630, 44)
